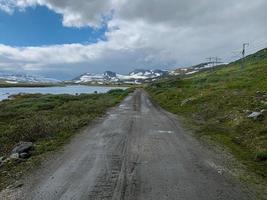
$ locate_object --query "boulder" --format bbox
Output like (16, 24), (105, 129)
(248, 112), (264, 121)
(11, 142), (34, 155)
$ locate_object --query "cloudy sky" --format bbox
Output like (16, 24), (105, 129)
(0, 0), (267, 79)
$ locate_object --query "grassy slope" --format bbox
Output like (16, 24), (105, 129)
(0, 89), (129, 189)
(147, 49), (267, 181)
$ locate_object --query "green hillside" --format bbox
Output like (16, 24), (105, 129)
(147, 49), (267, 180)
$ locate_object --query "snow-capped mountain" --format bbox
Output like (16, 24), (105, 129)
(123, 69), (167, 79)
(170, 62), (227, 76)
(74, 69), (168, 85)
(73, 71), (119, 84)
(0, 72), (60, 84)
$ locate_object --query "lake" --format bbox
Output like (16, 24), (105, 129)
(0, 85), (127, 101)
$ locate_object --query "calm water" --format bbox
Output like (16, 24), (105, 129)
(0, 85), (127, 101)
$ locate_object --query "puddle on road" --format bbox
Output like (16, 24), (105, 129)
(119, 104), (130, 111)
(108, 114), (118, 119)
(158, 130), (174, 134)
(148, 130), (174, 135)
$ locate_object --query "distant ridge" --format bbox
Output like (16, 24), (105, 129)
(73, 69), (168, 85)
(0, 72), (60, 84)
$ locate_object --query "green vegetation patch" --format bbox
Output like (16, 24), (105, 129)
(0, 89), (129, 189)
(147, 49), (267, 180)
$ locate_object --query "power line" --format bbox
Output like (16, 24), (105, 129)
(205, 57), (222, 67)
(205, 38), (267, 67)
(213, 57), (222, 65)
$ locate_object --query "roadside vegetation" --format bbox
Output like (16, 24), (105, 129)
(147, 49), (267, 182)
(0, 89), (129, 189)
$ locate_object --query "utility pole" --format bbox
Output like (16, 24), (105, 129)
(206, 57), (213, 67)
(241, 43), (249, 69)
(206, 57), (221, 68)
(213, 57), (222, 66)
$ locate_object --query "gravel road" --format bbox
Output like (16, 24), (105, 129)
(17, 89), (253, 199)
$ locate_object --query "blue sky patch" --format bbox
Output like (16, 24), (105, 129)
(0, 6), (107, 46)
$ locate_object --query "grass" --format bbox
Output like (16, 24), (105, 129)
(0, 89), (130, 189)
(147, 48), (267, 182)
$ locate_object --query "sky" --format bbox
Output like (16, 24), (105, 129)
(0, 0), (267, 80)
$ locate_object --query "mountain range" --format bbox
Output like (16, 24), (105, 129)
(0, 72), (60, 84)
(0, 62), (225, 85)
(73, 69), (169, 85)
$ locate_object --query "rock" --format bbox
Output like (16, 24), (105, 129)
(11, 142), (34, 155)
(10, 153), (19, 159)
(181, 98), (196, 106)
(0, 160), (3, 167)
(256, 91), (263, 95)
(7, 181), (24, 189)
(248, 112), (265, 121)
(243, 110), (251, 114)
(0, 156), (5, 167)
(19, 153), (30, 159)
(3, 158), (11, 163)
(256, 91), (266, 97)
(13, 182), (24, 189)
(0, 156), (5, 162)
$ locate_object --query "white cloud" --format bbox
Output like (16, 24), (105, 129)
(0, 0), (114, 27)
(0, 0), (267, 79)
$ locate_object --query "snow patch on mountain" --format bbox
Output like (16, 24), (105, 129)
(170, 62), (228, 76)
(0, 72), (60, 84)
(74, 69), (168, 84)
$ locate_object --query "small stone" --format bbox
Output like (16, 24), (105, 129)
(19, 152), (30, 159)
(10, 153), (19, 159)
(0, 157), (5, 167)
(3, 158), (11, 163)
(243, 110), (251, 114)
(11, 142), (34, 154)
(7, 182), (24, 189)
(0, 156), (5, 162)
(256, 91), (264, 96)
(181, 98), (195, 106)
(248, 112), (265, 121)
(13, 182), (24, 189)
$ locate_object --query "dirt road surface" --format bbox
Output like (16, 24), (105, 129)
(10, 90), (254, 200)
